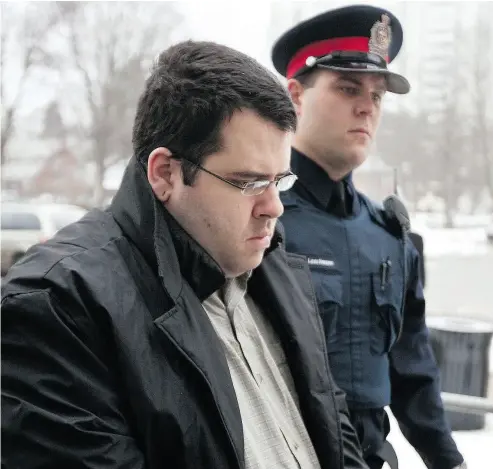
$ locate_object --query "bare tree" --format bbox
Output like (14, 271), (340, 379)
(436, 78), (466, 227)
(470, 3), (493, 204)
(420, 8), (469, 227)
(60, 1), (183, 206)
(0, 2), (68, 166)
(376, 110), (430, 209)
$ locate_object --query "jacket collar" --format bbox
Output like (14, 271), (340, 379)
(110, 157), (283, 302)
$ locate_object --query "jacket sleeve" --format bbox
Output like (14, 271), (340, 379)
(1, 290), (146, 469)
(389, 244), (464, 469)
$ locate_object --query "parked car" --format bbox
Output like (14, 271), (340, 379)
(1, 202), (88, 275)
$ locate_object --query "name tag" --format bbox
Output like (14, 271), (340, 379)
(307, 258), (335, 267)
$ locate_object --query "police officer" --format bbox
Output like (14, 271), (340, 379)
(272, 5), (465, 469)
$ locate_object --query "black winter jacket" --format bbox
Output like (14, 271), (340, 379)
(1, 158), (367, 469)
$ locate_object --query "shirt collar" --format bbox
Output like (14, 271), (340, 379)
(290, 148), (353, 210)
(221, 271), (251, 316)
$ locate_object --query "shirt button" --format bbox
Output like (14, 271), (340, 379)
(293, 442), (299, 451)
(256, 374), (263, 384)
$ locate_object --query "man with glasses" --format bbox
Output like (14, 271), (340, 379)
(2, 40), (367, 469)
(174, 155), (298, 196)
(271, 5), (465, 469)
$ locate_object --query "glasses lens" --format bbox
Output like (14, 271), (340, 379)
(277, 174), (298, 192)
(242, 181), (269, 196)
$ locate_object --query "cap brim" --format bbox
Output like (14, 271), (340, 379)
(318, 64), (410, 94)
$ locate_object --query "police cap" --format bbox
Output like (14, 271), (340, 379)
(272, 4), (410, 94)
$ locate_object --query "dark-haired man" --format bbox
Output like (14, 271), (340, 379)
(2, 40), (367, 469)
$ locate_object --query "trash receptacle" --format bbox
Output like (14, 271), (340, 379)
(427, 316), (493, 431)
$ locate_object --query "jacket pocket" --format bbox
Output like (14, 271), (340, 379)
(309, 266), (343, 346)
(370, 273), (403, 355)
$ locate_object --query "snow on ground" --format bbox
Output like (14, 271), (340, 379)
(411, 212), (491, 258)
(413, 213), (493, 371)
(387, 410), (493, 468)
(421, 227), (489, 257)
(389, 213), (493, 466)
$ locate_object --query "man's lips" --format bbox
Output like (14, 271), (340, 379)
(248, 232), (273, 241)
(349, 128), (371, 137)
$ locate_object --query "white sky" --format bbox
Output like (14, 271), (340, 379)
(177, 0), (395, 68)
(1, 0), (486, 107)
(1, 0), (491, 157)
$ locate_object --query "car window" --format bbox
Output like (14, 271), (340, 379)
(1, 211), (42, 230)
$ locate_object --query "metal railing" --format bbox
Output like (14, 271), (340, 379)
(441, 392), (493, 415)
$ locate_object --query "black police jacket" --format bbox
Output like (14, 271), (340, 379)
(279, 149), (464, 469)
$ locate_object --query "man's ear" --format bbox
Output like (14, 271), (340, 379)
(287, 78), (305, 117)
(147, 147), (179, 202)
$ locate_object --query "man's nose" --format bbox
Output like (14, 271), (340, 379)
(252, 183), (284, 219)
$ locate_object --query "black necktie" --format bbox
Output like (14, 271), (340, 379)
(328, 181), (348, 218)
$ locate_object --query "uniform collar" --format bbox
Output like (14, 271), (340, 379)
(290, 148), (354, 212)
